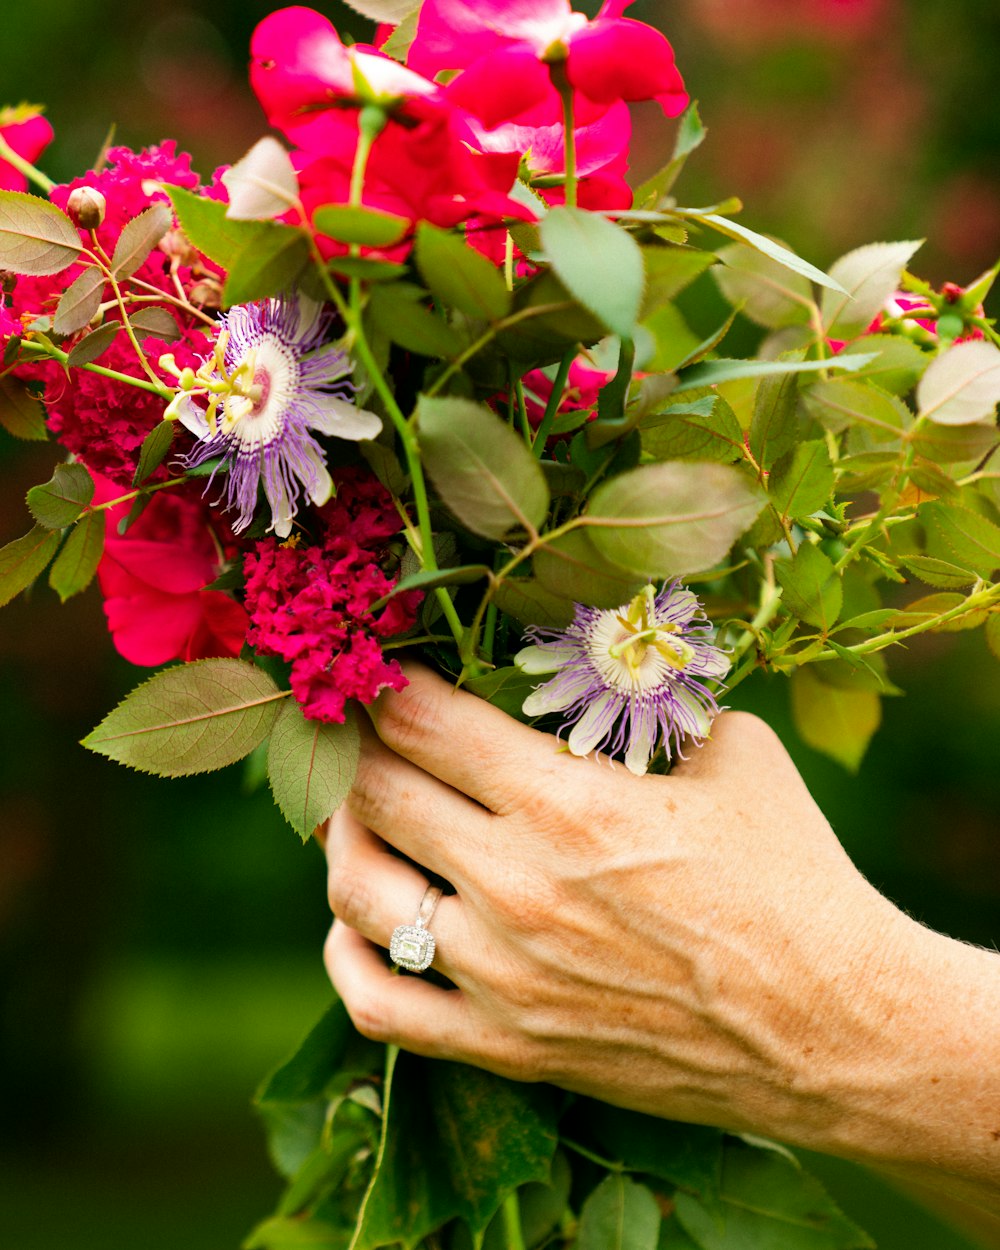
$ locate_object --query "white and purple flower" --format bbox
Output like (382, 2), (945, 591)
(516, 582), (729, 775)
(163, 294), (381, 537)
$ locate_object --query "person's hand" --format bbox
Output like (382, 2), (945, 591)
(323, 664), (1000, 1207)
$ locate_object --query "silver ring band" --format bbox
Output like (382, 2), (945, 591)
(389, 884), (443, 973)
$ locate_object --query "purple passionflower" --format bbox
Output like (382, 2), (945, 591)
(164, 294), (381, 537)
(515, 582), (728, 775)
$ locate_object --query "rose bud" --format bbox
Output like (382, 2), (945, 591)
(66, 186), (107, 229)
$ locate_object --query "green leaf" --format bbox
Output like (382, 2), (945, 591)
(642, 397), (744, 464)
(415, 223), (512, 322)
(129, 305), (182, 343)
(821, 239), (923, 339)
(244, 1215), (346, 1249)
(0, 376), (47, 440)
(224, 230), (311, 308)
(0, 524), (62, 607)
(496, 270), (606, 362)
(676, 211), (844, 293)
(327, 255), (407, 283)
(381, 565), (492, 605)
(48, 509), (104, 601)
(916, 339), (1000, 425)
(587, 462), (764, 578)
(633, 101), (706, 206)
(674, 1137), (874, 1249)
(221, 137), (299, 221)
(750, 368), (800, 468)
(380, 5), (421, 60)
(26, 462), (95, 528)
(845, 333), (928, 395)
(577, 1175), (661, 1250)
(0, 188), (82, 275)
(368, 283), (465, 358)
(985, 613), (1000, 661)
(640, 245), (716, 316)
(267, 700), (361, 841)
(909, 419), (998, 466)
(492, 577), (574, 628)
(713, 242), (813, 329)
(341, 0), (419, 22)
(769, 440), (834, 521)
(790, 665), (881, 772)
(897, 554), (976, 590)
(66, 319), (122, 366)
(802, 376), (910, 441)
(464, 666), (538, 719)
(642, 303), (702, 373)
(539, 206), (645, 338)
(110, 202), (172, 280)
(920, 502), (1000, 579)
(533, 528), (644, 608)
(888, 591), (989, 633)
(164, 184), (259, 267)
(132, 419), (175, 486)
(82, 659), (286, 776)
(586, 1102), (723, 1194)
(417, 395), (549, 538)
(52, 266), (104, 336)
(678, 352), (876, 390)
(354, 1050), (559, 1250)
(776, 542), (842, 630)
(314, 204), (410, 247)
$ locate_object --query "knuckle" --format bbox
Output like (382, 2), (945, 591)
(327, 865), (377, 930)
(346, 992), (395, 1044)
(375, 684), (445, 756)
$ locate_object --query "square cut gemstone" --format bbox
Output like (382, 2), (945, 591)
(390, 924), (435, 972)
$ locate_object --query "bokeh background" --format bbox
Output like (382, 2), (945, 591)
(1, 2), (998, 1247)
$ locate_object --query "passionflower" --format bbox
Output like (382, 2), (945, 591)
(516, 582), (728, 774)
(164, 294), (381, 537)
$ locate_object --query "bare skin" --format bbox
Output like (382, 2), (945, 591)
(323, 663), (1000, 1213)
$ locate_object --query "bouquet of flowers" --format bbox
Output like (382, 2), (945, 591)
(2, 1), (998, 1246)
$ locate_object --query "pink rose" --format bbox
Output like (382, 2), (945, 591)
(0, 108), (54, 193)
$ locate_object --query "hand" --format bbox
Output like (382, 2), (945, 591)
(323, 664), (1000, 1208)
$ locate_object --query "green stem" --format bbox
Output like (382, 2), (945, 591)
(514, 377), (532, 446)
(92, 239), (164, 389)
(90, 475), (190, 513)
(0, 133), (55, 193)
(18, 340), (172, 398)
(501, 1192), (527, 1250)
(532, 347), (575, 454)
(551, 62), (578, 209)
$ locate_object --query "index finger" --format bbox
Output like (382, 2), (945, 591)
(369, 663), (564, 815)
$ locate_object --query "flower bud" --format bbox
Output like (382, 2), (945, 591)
(188, 279), (223, 310)
(160, 228), (198, 267)
(66, 186), (106, 230)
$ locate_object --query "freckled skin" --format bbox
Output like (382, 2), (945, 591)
(323, 664), (1000, 1217)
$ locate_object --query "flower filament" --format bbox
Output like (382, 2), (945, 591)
(160, 332), (266, 436)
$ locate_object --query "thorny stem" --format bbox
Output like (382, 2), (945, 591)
(17, 338), (173, 397)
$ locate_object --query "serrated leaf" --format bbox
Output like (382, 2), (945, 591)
(909, 419), (998, 466)
(415, 222), (511, 322)
(577, 1175), (661, 1250)
(48, 509), (104, 601)
(368, 283), (465, 358)
(267, 700), (360, 841)
(0, 524), (62, 607)
(327, 255), (408, 282)
(633, 102), (706, 206)
(920, 502), (1000, 579)
(776, 542), (842, 630)
(640, 245), (715, 316)
(897, 554), (976, 589)
(133, 419), (175, 486)
(417, 395), (549, 538)
(314, 204), (410, 247)
(164, 184), (260, 267)
(802, 376), (910, 441)
(381, 564), (492, 602)
(381, 6), (421, 60)
(222, 137), (299, 221)
(493, 577), (574, 628)
(916, 339), (1000, 426)
(52, 266), (104, 335)
(985, 614), (1000, 661)
(678, 352), (876, 390)
(642, 396), (744, 464)
(714, 241), (813, 328)
(464, 666), (538, 719)
(846, 333), (928, 395)
(0, 376), (47, 440)
(821, 239), (923, 338)
(82, 659), (286, 776)
(129, 305), (181, 342)
(750, 368), (800, 467)
(533, 528), (644, 608)
(769, 440), (833, 520)
(224, 231), (311, 308)
(111, 202), (172, 279)
(790, 665), (880, 772)
(540, 206), (645, 338)
(26, 462), (94, 528)
(887, 591), (989, 632)
(66, 319), (121, 366)
(676, 211), (843, 292)
(341, 0), (416, 21)
(587, 461), (764, 578)
(0, 188), (82, 275)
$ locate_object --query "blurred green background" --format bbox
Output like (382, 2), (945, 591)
(1, 2), (998, 1247)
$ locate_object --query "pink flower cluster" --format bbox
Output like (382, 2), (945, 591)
(243, 470), (422, 722)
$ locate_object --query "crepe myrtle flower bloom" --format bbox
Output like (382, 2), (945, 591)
(162, 294), (380, 537)
(516, 582), (728, 775)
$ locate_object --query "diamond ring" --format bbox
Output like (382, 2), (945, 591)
(389, 884), (443, 973)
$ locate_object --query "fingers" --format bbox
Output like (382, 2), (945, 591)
(325, 921), (485, 1061)
(325, 806), (470, 980)
(369, 663), (562, 815)
(348, 724), (496, 886)
(671, 710), (795, 784)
